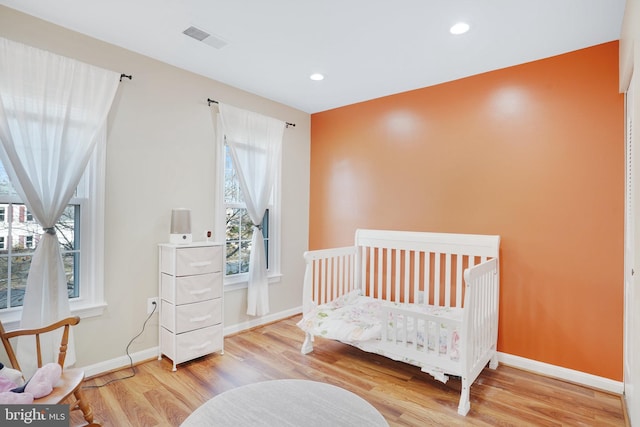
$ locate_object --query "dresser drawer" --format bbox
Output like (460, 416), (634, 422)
(161, 272), (222, 304)
(161, 324), (223, 364)
(161, 298), (222, 334)
(161, 245), (222, 276)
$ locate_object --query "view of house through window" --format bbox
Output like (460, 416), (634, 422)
(0, 165), (80, 310)
(224, 144), (269, 277)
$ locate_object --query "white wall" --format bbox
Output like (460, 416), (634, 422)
(0, 5), (310, 369)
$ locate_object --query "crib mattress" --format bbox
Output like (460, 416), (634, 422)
(297, 290), (462, 345)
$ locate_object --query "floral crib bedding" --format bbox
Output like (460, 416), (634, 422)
(297, 289), (462, 359)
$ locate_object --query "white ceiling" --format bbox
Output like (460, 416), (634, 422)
(0, 0), (627, 114)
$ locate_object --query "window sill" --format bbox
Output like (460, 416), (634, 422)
(0, 301), (107, 331)
(224, 273), (283, 293)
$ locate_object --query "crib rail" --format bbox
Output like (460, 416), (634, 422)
(379, 305), (463, 379)
(302, 246), (358, 314)
(302, 231), (500, 315)
(356, 230), (500, 309)
(462, 258), (500, 379)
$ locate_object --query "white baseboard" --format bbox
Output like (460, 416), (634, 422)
(82, 347), (159, 379)
(223, 306), (302, 336)
(79, 306), (303, 378)
(498, 352), (624, 395)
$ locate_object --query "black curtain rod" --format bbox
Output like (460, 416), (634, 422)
(207, 98), (295, 128)
(120, 74), (132, 82)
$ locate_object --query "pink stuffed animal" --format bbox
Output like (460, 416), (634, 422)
(0, 375), (17, 393)
(25, 363), (62, 399)
(0, 362), (61, 404)
(0, 362), (24, 386)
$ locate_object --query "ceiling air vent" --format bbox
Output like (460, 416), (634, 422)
(182, 26), (228, 49)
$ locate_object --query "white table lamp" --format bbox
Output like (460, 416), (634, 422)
(170, 208), (192, 244)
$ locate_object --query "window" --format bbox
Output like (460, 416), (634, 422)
(0, 148), (105, 324)
(225, 207), (269, 276)
(222, 144), (279, 286)
(0, 43), (112, 327)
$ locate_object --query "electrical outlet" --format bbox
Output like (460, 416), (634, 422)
(147, 297), (159, 314)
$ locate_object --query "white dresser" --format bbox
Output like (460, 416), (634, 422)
(158, 242), (224, 371)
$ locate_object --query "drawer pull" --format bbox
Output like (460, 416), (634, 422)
(190, 341), (211, 351)
(189, 261), (212, 268)
(190, 314), (212, 323)
(189, 288), (212, 295)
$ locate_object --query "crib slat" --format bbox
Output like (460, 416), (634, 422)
(330, 256), (335, 302)
(404, 250), (411, 304)
(456, 255), (463, 308)
(424, 252), (430, 306)
(394, 249), (401, 303)
(328, 257), (333, 303)
(337, 255), (342, 299)
(346, 251), (353, 293)
(354, 246), (360, 294)
(331, 256), (336, 301)
(386, 247), (392, 301)
(362, 248), (376, 296)
(338, 255), (344, 299)
(360, 246), (365, 295)
(413, 251), (422, 302)
(344, 254), (349, 296)
(434, 253), (441, 306)
(485, 272), (491, 348)
(312, 260), (317, 305)
(368, 247), (372, 296)
(315, 259), (327, 304)
(445, 253), (452, 308)
(342, 254), (348, 296)
(368, 246), (374, 297)
(376, 248), (382, 298)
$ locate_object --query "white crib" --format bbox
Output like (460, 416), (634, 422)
(298, 229), (500, 416)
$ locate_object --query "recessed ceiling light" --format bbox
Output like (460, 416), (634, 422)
(310, 73), (324, 81)
(450, 22), (470, 35)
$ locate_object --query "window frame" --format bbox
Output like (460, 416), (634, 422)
(0, 141), (107, 329)
(216, 134), (282, 291)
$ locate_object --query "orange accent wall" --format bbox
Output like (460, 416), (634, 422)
(309, 41), (624, 380)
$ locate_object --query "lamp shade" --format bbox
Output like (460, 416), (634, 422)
(170, 208), (192, 244)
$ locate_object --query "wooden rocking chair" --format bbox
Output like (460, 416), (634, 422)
(0, 316), (99, 426)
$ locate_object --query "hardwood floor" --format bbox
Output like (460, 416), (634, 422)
(71, 315), (626, 426)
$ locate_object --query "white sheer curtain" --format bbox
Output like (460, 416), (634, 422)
(0, 37), (119, 374)
(218, 103), (285, 316)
